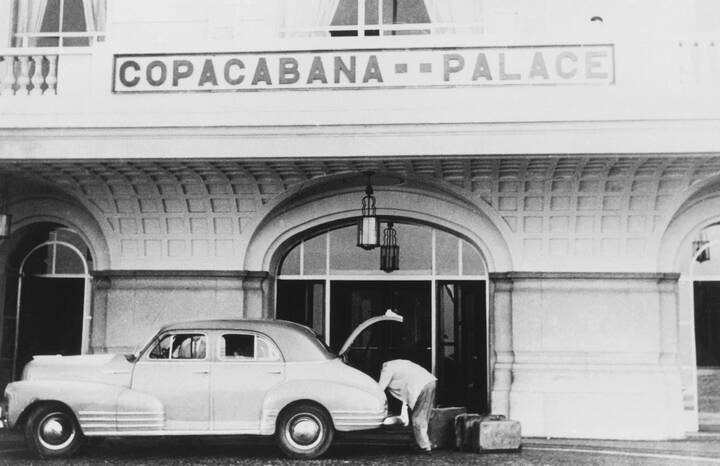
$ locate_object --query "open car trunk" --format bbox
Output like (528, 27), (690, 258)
(338, 309), (404, 358)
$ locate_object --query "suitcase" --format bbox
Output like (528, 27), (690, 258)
(454, 413), (521, 452)
(454, 413), (482, 450)
(428, 407), (467, 450)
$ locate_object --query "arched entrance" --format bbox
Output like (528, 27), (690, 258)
(0, 225), (92, 386)
(689, 223), (720, 430)
(275, 221), (488, 412)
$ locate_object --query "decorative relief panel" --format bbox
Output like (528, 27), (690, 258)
(3, 155), (720, 270)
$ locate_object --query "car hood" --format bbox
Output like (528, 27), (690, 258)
(22, 354), (134, 387)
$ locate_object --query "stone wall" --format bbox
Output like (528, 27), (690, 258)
(491, 273), (685, 439)
(90, 271), (266, 353)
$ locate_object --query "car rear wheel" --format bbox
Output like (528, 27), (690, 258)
(276, 403), (334, 459)
(24, 404), (84, 459)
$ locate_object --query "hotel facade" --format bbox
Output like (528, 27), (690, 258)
(1, 0), (720, 440)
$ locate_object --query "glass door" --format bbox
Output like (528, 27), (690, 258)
(437, 281), (487, 412)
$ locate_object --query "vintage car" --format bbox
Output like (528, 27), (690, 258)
(0, 313), (402, 459)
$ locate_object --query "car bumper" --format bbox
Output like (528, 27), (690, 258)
(332, 408), (387, 431)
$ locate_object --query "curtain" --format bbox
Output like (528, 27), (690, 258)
(15, 0), (49, 46)
(82, 0), (107, 33)
(423, 0), (483, 34)
(282, 0), (340, 37)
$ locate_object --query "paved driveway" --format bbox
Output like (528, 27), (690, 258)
(2, 432), (720, 465)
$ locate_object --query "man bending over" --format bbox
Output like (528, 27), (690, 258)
(378, 359), (437, 453)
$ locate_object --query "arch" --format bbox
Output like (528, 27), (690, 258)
(658, 191), (720, 274)
(12, 234), (93, 377)
(243, 176), (514, 275)
(656, 177), (720, 433)
(0, 196), (111, 271)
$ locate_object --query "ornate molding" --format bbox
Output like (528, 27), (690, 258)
(490, 271), (680, 281)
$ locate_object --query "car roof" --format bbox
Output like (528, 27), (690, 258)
(160, 319), (303, 333)
(157, 319), (334, 362)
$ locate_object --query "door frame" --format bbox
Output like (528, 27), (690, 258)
(12, 239), (91, 378)
(684, 238), (720, 430)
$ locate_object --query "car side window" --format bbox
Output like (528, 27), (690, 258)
(220, 333), (281, 362)
(172, 334), (207, 359)
(256, 336), (281, 362)
(149, 334), (172, 359)
(222, 334), (255, 360)
(148, 333), (207, 360)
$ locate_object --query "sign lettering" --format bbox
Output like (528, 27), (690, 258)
(113, 45), (614, 93)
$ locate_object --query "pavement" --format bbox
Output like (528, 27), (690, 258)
(2, 430), (720, 464)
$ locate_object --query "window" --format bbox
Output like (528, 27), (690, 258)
(14, 0), (106, 47)
(330, 0), (431, 36)
(149, 333), (207, 360)
(278, 224), (486, 276)
(219, 333), (282, 362)
(282, 0), (482, 37)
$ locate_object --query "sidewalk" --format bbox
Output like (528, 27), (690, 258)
(523, 435), (720, 464)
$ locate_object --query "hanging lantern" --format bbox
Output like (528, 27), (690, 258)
(694, 232), (710, 263)
(357, 180), (380, 250)
(0, 175), (9, 239)
(0, 214), (11, 239)
(380, 222), (399, 273)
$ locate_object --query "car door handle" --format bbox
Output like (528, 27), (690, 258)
(267, 369), (283, 374)
(193, 369), (210, 374)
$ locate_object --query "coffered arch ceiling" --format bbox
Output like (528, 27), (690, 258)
(0, 155), (718, 271)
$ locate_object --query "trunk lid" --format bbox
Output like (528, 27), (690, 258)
(338, 309), (403, 357)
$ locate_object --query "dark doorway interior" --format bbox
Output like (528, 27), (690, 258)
(437, 281), (487, 412)
(15, 277), (84, 379)
(276, 280), (325, 338)
(695, 281), (720, 366)
(276, 278), (488, 414)
(330, 281), (431, 381)
(694, 281), (720, 429)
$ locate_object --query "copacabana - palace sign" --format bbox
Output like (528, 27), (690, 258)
(113, 45), (614, 93)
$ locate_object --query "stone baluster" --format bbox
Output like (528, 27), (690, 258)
(1, 56), (17, 96)
(46, 55), (58, 95)
(16, 56), (31, 95)
(30, 55), (46, 96)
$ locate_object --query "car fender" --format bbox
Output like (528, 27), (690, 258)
(5, 380), (164, 434)
(261, 379), (386, 434)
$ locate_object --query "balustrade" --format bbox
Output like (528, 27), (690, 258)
(0, 53), (58, 96)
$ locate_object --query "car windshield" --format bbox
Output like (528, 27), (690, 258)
(128, 330), (163, 361)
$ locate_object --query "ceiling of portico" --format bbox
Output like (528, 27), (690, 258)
(2, 155), (719, 271)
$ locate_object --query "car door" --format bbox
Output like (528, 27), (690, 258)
(131, 332), (211, 431)
(211, 332), (285, 432)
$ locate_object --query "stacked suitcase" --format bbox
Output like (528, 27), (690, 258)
(429, 407), (467, 449)
(454, 413), (522, 452)
(428, 409), (521, 452)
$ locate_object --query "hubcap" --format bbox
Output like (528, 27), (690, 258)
(37, 413), (76, 451)
(287, 413), (323, 449)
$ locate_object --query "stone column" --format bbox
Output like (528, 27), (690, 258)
(242, 272), (269, 319)
(490, 273), (514, 417)
(658, 274), (680, 365)
(90, 275), (111, 353)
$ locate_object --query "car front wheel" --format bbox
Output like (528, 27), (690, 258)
(24, 404), (84, 459)
(276, 403), (334, 459)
